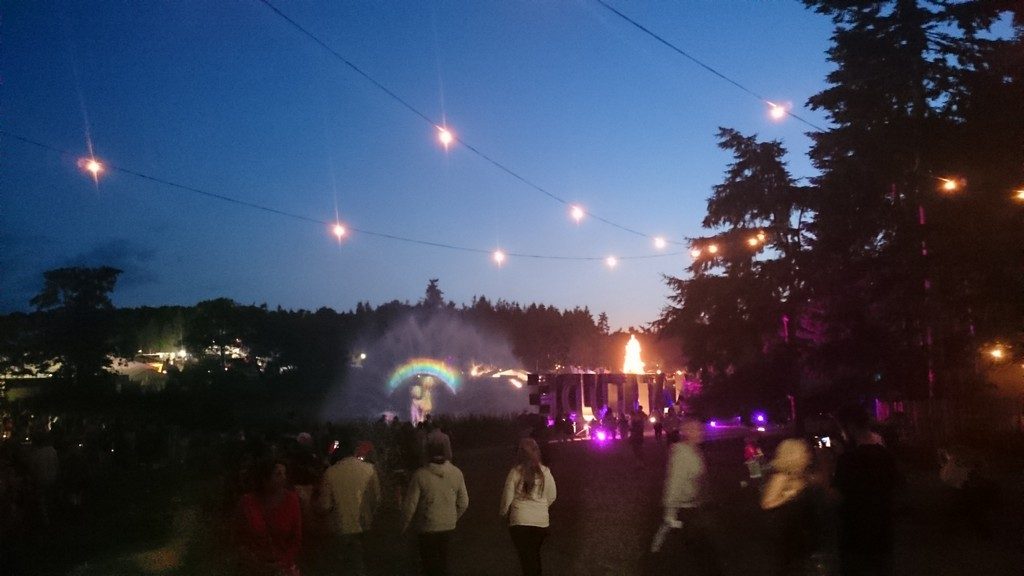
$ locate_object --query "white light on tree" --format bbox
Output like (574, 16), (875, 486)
(654, 236), (667, 249)
(571, 205), (585, 223)
(690, 248), (702, 258)
(707, 244), (719, 254)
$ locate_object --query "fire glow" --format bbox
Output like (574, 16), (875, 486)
(623, 334), (645, 374)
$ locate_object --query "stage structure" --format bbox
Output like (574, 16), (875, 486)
(526, 372), (677, 422)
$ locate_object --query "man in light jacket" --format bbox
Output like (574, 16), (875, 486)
(401, 440), (469, 576)
(651, 418), (721, 574)
(319, 437), (381, 575)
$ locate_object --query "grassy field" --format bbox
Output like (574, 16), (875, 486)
(20, 435), (1024, 575)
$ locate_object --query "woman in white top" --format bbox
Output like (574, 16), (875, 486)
(500, 438), (556, 576)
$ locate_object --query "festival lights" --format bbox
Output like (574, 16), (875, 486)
(654, 236), (667, 250)
(1014, 189), (1024, 202)
(493, 250), (506, 266)
(571, 205), (585, 224)
(706, 243), (719, 254)
(747, 236), (760, 247)
(768, 102), (787, 121)
(78, 157), (104, 182)
(437, 126), (454, 148)
(939, 177), (962, 193)
(690, 248), (702, 259)
(332, 223), (347, 239)
(605, 256), (618, 268)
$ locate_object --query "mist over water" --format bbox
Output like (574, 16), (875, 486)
(321, 312), (528, 421)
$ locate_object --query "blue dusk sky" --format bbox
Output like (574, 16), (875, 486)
(2, 1), (835, 329)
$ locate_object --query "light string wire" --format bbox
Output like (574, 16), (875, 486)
(593, 0), (827, 133)
(256, 0), (683, 245)
(1, 129), (683, 262)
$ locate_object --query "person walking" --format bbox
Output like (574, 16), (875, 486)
(834, 406), (899, 576)
(238, 459), (302, 576)
(652, 418), (721, 575)
(401, 440), (469, 576)
(761, 439), (823, 576)
(630, 406), (648, 469)
(500, 438), (557, 576)
(319, 437), (381, 576)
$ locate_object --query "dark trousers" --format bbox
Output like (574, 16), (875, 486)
(334, 532), (368, 576)
(417, 530), (452, 576)
(509, 525), (548, 576)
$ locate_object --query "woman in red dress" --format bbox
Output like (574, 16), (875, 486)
(238, 458), (303, 576)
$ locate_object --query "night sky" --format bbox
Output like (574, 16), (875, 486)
(2, 1), (833, 329)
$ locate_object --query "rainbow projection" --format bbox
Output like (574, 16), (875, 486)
(387, 358), (461, 393)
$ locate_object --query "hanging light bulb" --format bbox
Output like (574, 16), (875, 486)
(707, 244), (719, 254)
(756, 231), (766, 242)
(653, 236), (667, 250)
(690, 248), (702, 259)
(605, 256), (618, 268)
(77, 157), (104, 181)
(570, 205), (585, 223)
(493, 250), (506, 266)
(332, 223), (347, 239)
(768, 102), (787, 121)
(747, 237), (760, 247)
(437, 126), (454, 148)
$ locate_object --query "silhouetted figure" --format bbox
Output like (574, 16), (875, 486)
(630, 407), (648, 468)
(834, 407), (899, 576)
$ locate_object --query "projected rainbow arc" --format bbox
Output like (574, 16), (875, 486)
(387, 358), (461, 393)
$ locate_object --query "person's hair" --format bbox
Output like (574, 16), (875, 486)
(427, 440), (447, 462)
(515, 437), (544, 496)
(254, 458), (288, 494)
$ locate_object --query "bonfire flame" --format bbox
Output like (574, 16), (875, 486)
(623, 334), (645, 374)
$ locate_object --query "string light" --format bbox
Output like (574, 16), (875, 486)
(332, 223), (347, 239)
(605, 256), (618, 268)
(593, 0), (826, 132)
(689, 248), (702, 259)
(756, 230), (766, 242)
(768, 102), (787, 121)
(437, 126), (454, 148)
(1013, 189), (1024, 202)
(493, 249), (506, 265)
(257, 0), (686, 245)
(654, 236), (667, 249)
(571, 205), (585, 224)
(77, 157), (104, 182)
(706, 244), (719, 254)
(747, 236), (760, 247)
(3, 130), (687, 265)
(939, 177), (962, 192)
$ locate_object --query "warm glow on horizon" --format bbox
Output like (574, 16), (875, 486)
(623, 334), (645, 374)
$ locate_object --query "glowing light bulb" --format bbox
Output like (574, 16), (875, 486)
(690, 248), (702, 259)
(1014, 189), (1024, 202)
(989, 347), (1004, 360)
(707, 244), (719, 254)
(493, 250), (506, 265)
(940, 178), (960, 192)
(605, 256), (617, 268)
(78, 157), (104, 179)
(654, 236), (667, 250)
(332, 224), (346, 239)
(768, 103), (786, 121)
(757, 231), (766, 242)
(570, 205), (585, 223)
(747, 237), (760, 247)
(437, 127), (454, 148)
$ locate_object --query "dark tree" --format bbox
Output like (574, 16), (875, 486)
(29, 266), (123, 385)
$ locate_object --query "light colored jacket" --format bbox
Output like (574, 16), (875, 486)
(401, 461), (469, 533)
(319, 456), (380, 534)
(662, 442), (705, 509)
(500, 465), (557, 527)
